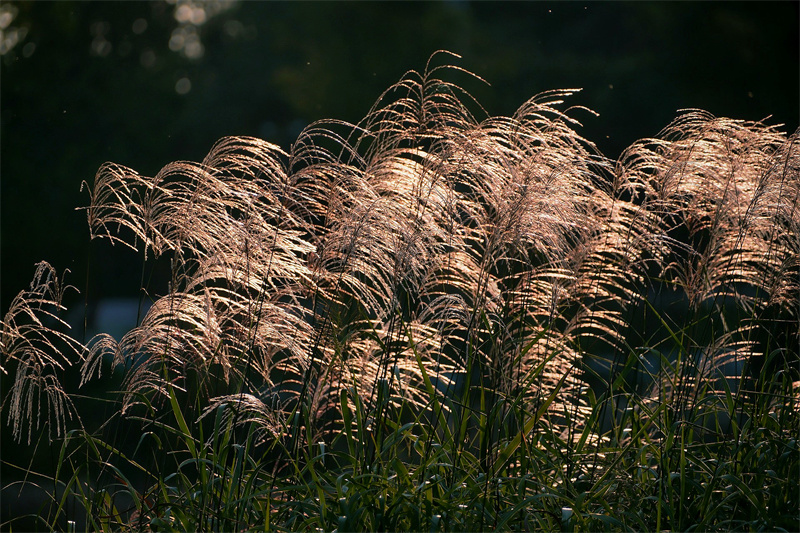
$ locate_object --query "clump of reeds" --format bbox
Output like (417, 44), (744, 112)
(2, 51), (798, 531)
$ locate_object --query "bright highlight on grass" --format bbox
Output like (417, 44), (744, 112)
(2, 51), (798, 531)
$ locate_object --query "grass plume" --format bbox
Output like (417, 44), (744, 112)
(2, 51), (798, 531)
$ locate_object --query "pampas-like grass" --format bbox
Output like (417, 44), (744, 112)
(2, 51), (797, 531)
(4, 50), (797, 444)
(1, 262), (84, 444)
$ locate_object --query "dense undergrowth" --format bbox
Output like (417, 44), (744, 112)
(2, 52), (799, 531)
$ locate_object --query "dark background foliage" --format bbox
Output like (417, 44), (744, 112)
(1, 0), (798, 313)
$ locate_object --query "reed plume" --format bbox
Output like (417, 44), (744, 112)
(2, 51), (798, 532)
(1, 262), (83, 444)
(617, 111), (799, 410)
(5, 52), (796, 447)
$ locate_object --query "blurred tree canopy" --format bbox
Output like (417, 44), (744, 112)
(1, 0), (798, 312)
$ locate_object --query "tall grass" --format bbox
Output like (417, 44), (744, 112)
(2, 51), (798, 531)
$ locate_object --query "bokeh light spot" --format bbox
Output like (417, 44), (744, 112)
(132, 18), (148, 35)
(175, 77), (192, 95)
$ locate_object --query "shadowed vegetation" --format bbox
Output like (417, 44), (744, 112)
(2, 52), (798, 531)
